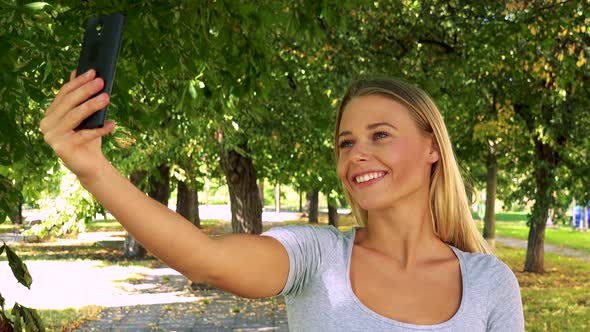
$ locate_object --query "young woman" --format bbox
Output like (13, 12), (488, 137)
(41, 71), (524, 331)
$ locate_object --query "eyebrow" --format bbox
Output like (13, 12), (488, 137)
(338, 122), (398, 138)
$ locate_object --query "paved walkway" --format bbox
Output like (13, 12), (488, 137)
(75, 284), (288, 331)
(496, 236), (589, 261)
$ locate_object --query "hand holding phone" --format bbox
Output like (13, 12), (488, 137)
(76, 12), (125, 130)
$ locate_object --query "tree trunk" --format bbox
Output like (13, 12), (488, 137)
(125, 170), (148, 259)
(124, 165), (170, 259)
(10, 195), (23, 225)
(307, 190), (319, 224)
(275, 183), (281, 213)
(525, 138), (557, 273)
(220, 146), (262, 234)
(525, 213), (548, 273)
(177, 179), (201, 228)
(124, 233), (146, 259)
(328, 199), (339, 227)
(148, 164), (171, 206)
(482, 151), (497, 249)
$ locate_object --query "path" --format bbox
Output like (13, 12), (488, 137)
(75, 285), (288, 332)
(496, 236), (589, 261)
(0, 260), (288, 331)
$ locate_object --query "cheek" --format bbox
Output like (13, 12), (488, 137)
(380, 142), (405, 166)
(336, 157), (347, 182)
(391, 142), (430, 179)
(383, 141), (418, 175)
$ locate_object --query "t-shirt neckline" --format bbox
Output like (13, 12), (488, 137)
(344, 226), (467, 329)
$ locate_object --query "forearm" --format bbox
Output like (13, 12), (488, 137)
(80, 159), (215, 281)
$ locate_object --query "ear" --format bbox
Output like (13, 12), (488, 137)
(427, 135), (440, 164)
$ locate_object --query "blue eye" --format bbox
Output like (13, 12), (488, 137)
(374, 131), (389, 140)
(339, 140), (353, 149)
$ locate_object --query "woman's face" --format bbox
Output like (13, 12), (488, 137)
(336, 95), (438, 211)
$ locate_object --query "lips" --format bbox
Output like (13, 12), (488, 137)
(351, 171), (387, 185)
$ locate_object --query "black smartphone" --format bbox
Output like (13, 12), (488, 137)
(75, 13), (125, 130)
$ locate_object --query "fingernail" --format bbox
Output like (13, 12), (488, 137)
(85, 69), (94, 77)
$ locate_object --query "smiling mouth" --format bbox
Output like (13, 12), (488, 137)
(353, 171), (387, 184)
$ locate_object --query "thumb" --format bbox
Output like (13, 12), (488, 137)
(103, 121), (116, 134)
(76, 121), (117, 145)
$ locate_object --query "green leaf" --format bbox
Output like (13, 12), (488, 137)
(42, 60), (51, 83)
(0, 291), (5, 311)
(21, 305), (44, 332)
(5, 246), (33, 289)
(11, 303), (22, 332)
(188, 82), (197, 99)
(24, 2), (49, 11)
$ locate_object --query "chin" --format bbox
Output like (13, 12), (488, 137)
(354, 196), (394, 211)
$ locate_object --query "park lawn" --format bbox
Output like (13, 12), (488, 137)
(0, 223), (19, 232)
(85, 219), (125, 232)
(495, 243), (590, 332)
(35, 306), (103, 332)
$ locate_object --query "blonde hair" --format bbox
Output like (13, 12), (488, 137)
(335, 78), (492, 254)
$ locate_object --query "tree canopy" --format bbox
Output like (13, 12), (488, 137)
(1, 0), (589, 272)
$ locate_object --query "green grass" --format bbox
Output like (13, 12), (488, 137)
(496, 212), (529, 222)
(86, 218), (224, 232)
(0, 223), (20, 232)
(471, 211), (529, 222)
(36, 306), (103, 332)
(494, 243), (590, 332)
(85, 219), (124, 232)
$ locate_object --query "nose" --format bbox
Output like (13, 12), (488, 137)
(349, 141), (371, 162)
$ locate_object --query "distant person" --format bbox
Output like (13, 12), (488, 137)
(41, 71), (524, 331)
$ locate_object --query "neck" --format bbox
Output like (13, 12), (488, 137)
(355, 186), (447, 270)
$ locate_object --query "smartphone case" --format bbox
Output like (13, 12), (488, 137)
(75, 13), (125, 130)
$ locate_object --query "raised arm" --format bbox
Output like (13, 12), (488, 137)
(40, 69), (289, 299)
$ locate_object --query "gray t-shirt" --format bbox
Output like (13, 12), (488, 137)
(261, 225), (524, 332)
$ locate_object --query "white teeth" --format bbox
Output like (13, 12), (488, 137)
(355, 172), (385, 184)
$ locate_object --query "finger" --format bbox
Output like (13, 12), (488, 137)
(47, 69), (96, 119)
(63, 92), (110, 130)
(74, 121), (116, 145)
(104, 120), (116, 131)
(39, 84), (108, 133)
(69, 69), (77, 82)
(53, 69), (96, 105)
(60, 77), (105, 116)
(42, 91), (109, 137)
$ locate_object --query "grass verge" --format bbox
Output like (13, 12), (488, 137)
(36, 305), (103, 332)
(495, 243), (590, 331)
